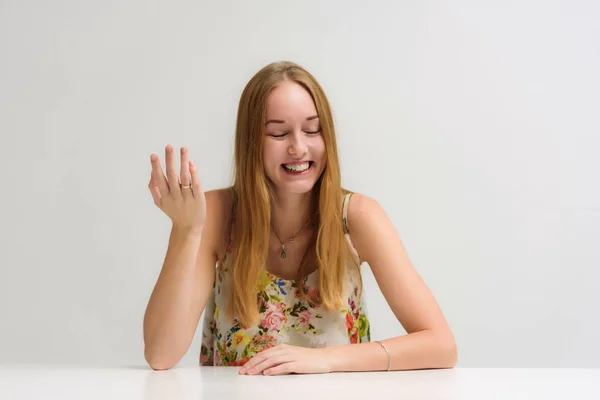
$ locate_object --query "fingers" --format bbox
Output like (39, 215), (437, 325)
(165, 144), (181, 199)
(149, 184), (162, 206)
(248, 355), (290, 375)
(263, 362), (293, 376)
(149, 145), (201, 206)
(189, 159), (203, 196)
(240, 348), (275, 372)
(239, 346), (289, 375)
(149, 153), (169, 199)
(179, 147), (193, 198)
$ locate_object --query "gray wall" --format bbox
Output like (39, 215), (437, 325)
(1, 0), (598, 367)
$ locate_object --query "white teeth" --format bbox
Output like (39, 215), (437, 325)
(283, 162), (310, 172)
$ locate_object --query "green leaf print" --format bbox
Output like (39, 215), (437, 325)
(270, 294), (282, 303)
(290, 302), (308, 317)
(241, 342), (251, 359)
(358, 314), (370, 339)
(215, 340), (225, 362)
(258, 323), (266, 334)
(224, 349), (238, 365)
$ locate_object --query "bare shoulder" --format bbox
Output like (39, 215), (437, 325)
(345, 192), (391, 263)
(345, 192), (385, 228)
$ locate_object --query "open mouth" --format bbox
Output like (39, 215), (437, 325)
(281, 161), (313, 174)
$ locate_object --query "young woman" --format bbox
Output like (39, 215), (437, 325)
(143, 61), (457, 375)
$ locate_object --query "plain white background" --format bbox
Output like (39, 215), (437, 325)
(0, 0), (598, 368)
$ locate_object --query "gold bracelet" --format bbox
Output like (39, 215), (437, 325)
(376, 340), (391, 371)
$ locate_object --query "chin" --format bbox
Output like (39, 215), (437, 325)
(276, 182), (317, 194)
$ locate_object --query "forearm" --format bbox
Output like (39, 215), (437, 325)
(327, 330), (457, 372)
(143, 227), (203, 366)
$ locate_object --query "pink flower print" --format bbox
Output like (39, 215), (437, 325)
(305, 286), (321, 306)
(250, 333), (278, 353)
(293, 283), (321, 307)
(296, 309), (313, 329)
(294, 284), (308, 300)
(261, 302), (287, 332)
(200, 351), (210, 365)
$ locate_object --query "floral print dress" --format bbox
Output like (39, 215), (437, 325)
(200, 193), (371, 366)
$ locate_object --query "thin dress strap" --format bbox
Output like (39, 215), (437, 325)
(342, 192), (353, 234)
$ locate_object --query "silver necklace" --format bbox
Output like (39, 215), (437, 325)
(270, 218), (313, 260)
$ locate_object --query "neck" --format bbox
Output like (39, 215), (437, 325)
(270, 189), (317, 241)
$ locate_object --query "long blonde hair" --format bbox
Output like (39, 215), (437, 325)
(228, 61), (361, 328)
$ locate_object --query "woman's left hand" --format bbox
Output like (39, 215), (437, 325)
(238, 344), (333, 376)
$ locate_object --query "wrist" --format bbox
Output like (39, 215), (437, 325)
(171, 224), (204, 237)
(322, 345), (342, 373)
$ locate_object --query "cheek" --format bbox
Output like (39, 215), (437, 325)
(315, 139), (327, 161)
(262, 142), (275, 161)
(263, 143), (283, 171)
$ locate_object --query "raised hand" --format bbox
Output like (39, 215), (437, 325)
(148, 145), (206, 232)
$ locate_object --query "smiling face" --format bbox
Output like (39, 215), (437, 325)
(262, 80), (327, 194)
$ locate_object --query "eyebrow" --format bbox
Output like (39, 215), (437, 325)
(265, 115), (319, 125)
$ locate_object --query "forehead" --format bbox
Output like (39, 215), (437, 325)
(265, 81), (317, 118)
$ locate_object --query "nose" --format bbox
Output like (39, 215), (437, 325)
(287, 130), (308, 156)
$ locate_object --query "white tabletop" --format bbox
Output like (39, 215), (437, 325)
(1, 365), (599, 400)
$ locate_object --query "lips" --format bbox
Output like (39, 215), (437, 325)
(281, 161), (313, 173)
(281, 160), (313, 166)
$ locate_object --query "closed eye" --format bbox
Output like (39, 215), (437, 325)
(268, 130), (321, 138)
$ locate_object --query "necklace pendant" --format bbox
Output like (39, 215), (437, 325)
(280, 246), (287, 259)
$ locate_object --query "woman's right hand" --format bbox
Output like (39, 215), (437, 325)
(148, 145), (206, 232)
